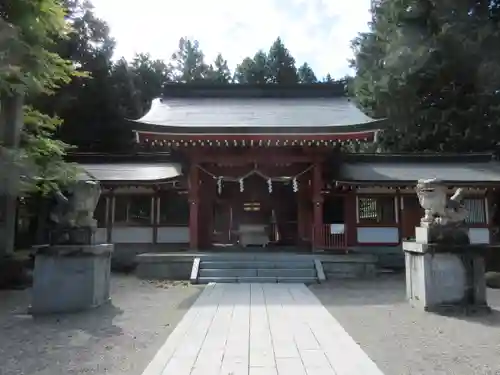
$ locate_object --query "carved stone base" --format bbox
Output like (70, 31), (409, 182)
(49, 226), (95, 245)
(30, 244), (113, 315)
(416, 225), (470, 246)
(403, 239), (489, 314)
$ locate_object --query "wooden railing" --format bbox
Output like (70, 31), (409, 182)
(314, 224), (347, 249)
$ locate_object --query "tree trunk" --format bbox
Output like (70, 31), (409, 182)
(0, 93), (24, 257)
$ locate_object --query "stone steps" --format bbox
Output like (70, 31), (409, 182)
(200, 260), (312, 269)
(197, 276), (318, 284)
(194, 257), (319, 284)
(135, 252), (377, 281)
(199, 268), (317, 278)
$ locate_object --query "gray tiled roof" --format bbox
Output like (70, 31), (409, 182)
(339, 161), (500, 184)
(79, 163), (182, 182)
(134, 98), (378, 128)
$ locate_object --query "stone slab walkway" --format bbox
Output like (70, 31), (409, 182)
(142, 283), (384, 375)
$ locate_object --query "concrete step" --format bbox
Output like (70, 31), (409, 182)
(197, 276), (318, 284)
(199, 268), (317, 278)
(198, 276), (238, 284)
(194, 256), (320, 284)
(202, 254), (315, 262)
(200, 261), (314, 269)
(197, 276), (277, 284)
(237, 277), (278, 283)
(199, 268), (258, 278)
(257, 268), (316, 278)
(276, 277), (318, 284)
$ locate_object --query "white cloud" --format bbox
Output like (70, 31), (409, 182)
(91, 0), (371, 78)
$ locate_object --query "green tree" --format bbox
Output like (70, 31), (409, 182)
(0, 0), (80, 193)
(234, 57), (255, 83)
(0, 0), (76, 95)
(234, 51), (270, 84)
(109, 58), (142, 119)
(0, 0), (81, 256)
(351, 0), (500, 153)
(130, 53), (171, 114)
(33, 0), (136, 152)
(207, 53), (232, 83)
(322, 73), (334, 83)
(266, 37), (298, 84)
(297, 63), (317, 83)
(169, 37), (211, 82)
(19, 108), (76, 195)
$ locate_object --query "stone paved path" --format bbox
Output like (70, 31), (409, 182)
(142, 283), (384, 375)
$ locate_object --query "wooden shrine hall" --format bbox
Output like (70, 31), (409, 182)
(66, 85), (500, 264)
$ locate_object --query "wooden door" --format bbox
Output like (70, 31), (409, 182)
(401, 196), (423, 240)
(273, 185), (298, 245)
(213, 201), (232, 245)
(301, 201), (313, 242)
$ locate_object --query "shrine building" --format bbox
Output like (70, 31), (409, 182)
(67, 84), (500, 272)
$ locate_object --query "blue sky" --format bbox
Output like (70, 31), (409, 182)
(92, 0), (372, 79)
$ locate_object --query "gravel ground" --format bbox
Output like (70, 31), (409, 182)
(310, 274), (500, 375)
(0, 275), (203, 375)
(3, 274), (500, 375)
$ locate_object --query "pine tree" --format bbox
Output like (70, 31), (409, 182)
(207, 53), (232, 83)
(266, 37), (298, 84)
(298, 63), (317, 83)
(234, 51), (270, 84)
(169, 37), (211, 82)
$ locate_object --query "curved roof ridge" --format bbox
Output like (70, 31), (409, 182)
(161, 83), (348, 98)
(130, 96), (383, 132)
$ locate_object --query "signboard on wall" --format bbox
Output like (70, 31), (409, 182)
(330, 223), (345, 234)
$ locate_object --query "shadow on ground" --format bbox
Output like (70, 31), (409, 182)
(311, 274), (500, 375)
(0, 275), (203, 375)
(449, 308), (500, 327)
(310, 273), (407, 306)
(311, 273), (500, 325)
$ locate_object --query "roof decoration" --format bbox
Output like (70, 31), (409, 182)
(138, 133), (376, 148)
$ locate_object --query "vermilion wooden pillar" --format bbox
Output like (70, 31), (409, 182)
(198, 172), (216, 249)
(344, 190), (357, 247)
(312, 162), (323, 250)
(188, 163), (200, 250)
(297, 183), (307, 244)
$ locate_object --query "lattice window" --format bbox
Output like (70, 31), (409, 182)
(357, 196), (396, 224)
(463, 198), (487, 224)
(158, 191), (189, 225)
(114, 195), (152, 226)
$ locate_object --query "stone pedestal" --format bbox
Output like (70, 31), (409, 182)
(30, 244), (113, 315)
(403, 226), (490, 314)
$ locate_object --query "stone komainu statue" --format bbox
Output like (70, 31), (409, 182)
(416, 178), (468, 226)
(50, 179), (101, 228)
(49, 179), (101, 244)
